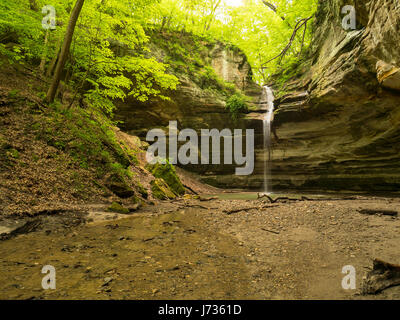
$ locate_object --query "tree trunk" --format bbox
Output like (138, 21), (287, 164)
(46, 36), (62, 78)
(46, 0), (85, 103)
(203, 0), (222, 32)
(39, 30), (50, 74)
(29, 0), (39, 11)
(361, 259), (400, 294)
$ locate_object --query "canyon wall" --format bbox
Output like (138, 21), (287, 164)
(264, 0), (400, 192)
(116, 1), (400, 192)
(200, 0), (400, 192)
(115, 32), (263, 183)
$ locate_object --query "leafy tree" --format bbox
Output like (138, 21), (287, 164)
(0, 0), (318, 104)
(147, 0), (318, 83)
(0, 0), (179, 114)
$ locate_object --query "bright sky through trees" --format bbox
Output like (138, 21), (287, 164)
(226, 0), (244, 7)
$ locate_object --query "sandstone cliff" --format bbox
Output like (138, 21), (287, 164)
(114, 32), (262, 182)
(115, 32), (260, 138)
(116, 2), (400, 192)
(267, 0), (400, 192)
(199, 0), (400, 192)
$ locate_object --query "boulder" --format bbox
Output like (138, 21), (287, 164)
(376, 60), (400, 91)
(107, 202), (130, 214)
(104, 178), (135, 199)
(146, 161), (185, 196)
(150, 178), (177, 200)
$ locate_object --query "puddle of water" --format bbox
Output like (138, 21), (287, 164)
(201, 192), (329, 201)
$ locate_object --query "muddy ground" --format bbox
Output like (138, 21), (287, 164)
(0, 194), (399, 300)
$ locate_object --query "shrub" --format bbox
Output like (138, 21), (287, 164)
(225, 93), (248, 119)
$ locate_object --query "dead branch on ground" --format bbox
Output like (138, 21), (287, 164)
(224, 205), (275, 215)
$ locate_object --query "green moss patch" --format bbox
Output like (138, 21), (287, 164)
(146, 161), (185, 196)
(150, 178), (177, 200)
(107, 202), (130, 214)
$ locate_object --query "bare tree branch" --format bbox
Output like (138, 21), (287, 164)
(261, 0), (292, 28)
(261, 16), (313, 68)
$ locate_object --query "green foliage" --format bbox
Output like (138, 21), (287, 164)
(0, 0), (179, 114)
(226, 93), (248, 120)
(146, 0), (318, 83)
(0, 0), (43, 63)
(0, 0), (318, 111)
(223, 0), (318, 83)
(151, 31), (239, 99)
(69, 0), (179, 112)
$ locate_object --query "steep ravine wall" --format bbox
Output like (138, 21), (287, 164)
(115, 34), (261, 135)
(265, 0), (400, 192)
(116, 2), (400, 192)
(114, 32), (264, 182)
(206, 0), (400, 192)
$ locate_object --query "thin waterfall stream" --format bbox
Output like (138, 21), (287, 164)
(261, 85), (275, 194)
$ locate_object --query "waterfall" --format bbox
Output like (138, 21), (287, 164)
(261, 86), (275, 194)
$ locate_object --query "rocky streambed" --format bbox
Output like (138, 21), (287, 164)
(0, 194), (399, 300)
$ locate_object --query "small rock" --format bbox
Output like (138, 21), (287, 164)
(102, 277), (113, 286)
(107, 202), (130, 214)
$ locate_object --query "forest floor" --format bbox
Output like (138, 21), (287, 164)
(1, 190), (399, 300)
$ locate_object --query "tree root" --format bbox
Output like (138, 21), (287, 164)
(257, 193), (310, 203)
(361, 259), (400, 295)
(183, 184), (198, 195)
(0, 219), (42, 241)
(261, 227), (280, 234)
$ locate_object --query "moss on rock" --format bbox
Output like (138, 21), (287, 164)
(105, 174), (135, 199)
(150, 178), (177, 200)
(146, 161), (185, 196)
(135, 181), (149, 199)
(107, 202), (130, 214)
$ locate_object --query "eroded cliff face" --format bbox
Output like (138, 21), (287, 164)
(115, 34), (260, 137)
(116, 2), (400, 192)
(266, 0), (400, 192)
(115, 33), (264, 182)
